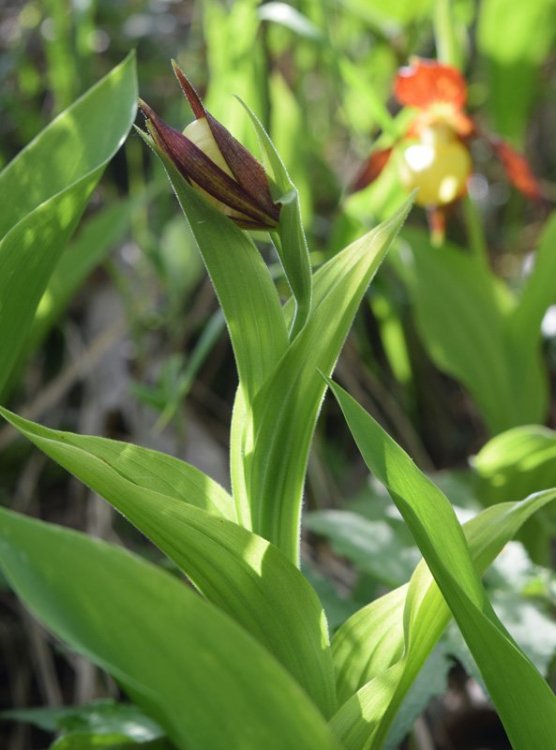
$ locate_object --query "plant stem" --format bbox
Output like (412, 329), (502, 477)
(462, 196), (490, 269)
(434, 0), (461, 69)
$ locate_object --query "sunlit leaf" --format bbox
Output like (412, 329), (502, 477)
(0, 53), (137, 397)
(0, 508), (343, 750)
(327, 380), (556, 750)
(246, 201), (411, 563)
(0, 408), (336, 718)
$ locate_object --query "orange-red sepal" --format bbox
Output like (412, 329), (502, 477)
(489, 138), (542, 201)
(394, 58), (468, 111)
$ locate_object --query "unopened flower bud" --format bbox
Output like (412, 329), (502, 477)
(139, 63), (280, 230)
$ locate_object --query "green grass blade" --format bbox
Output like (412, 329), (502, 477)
(328, 380), (556, 750)
(0, 53), (137, 398)
(29, 198), (139, 349)
(0, 508), (343, 750)
(247, 201), (411, 564)
(0, 408), (336, 717)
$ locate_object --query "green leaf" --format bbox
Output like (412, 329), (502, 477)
(29, 197), (139, 349)
(473, 425), (556, 563)
(0, 408), (336, 718)
(473, 425), (556, 504)
(1, 196), (140, 397)
(397, 229), (518, 432)
(2, 700), (163, 741)
(240, 100), (312, 338)
(137, 127), (288, 527)
(0, 508), (343, 750)
(331, 489), (556, 739)
(332, 585), (408, 706)
(49, 733), (145, 749)
(246, 201), (411, 563)
(0, 407), (233, 519)
(397, 228), (548, 432)
(0, 53), (137, 397)
(477, 0), (556, 143)
(327, 379), (556, 750)
(136, 128), (288, 403)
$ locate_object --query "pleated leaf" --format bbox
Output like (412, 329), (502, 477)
(0, 408), (336, 718)
(0, 508), (343, 750)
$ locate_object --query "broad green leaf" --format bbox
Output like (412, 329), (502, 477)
(240, 100), (312, 337)
(328, 380), (556, 750)
(1, 197), (139, 398)
(397, 228), (548, 432)
(331, 490), (556, 744)
(246, 202), (411, 564)
(0, 508), (342, 750)
(0, 53), (137, 397)
(477, 0), (556, 143)
(0, 408), (336, 718)
(397, 230), (517, 432)
(333, 585), (408, 705)
(0, 407), (233, 519)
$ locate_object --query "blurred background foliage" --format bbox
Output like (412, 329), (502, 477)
(1, 0), (556, 748)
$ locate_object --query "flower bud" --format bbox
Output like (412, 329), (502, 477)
(139, 63), (280, 230)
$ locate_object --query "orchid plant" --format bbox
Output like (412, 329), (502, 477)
(0, 58), (555, 750)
